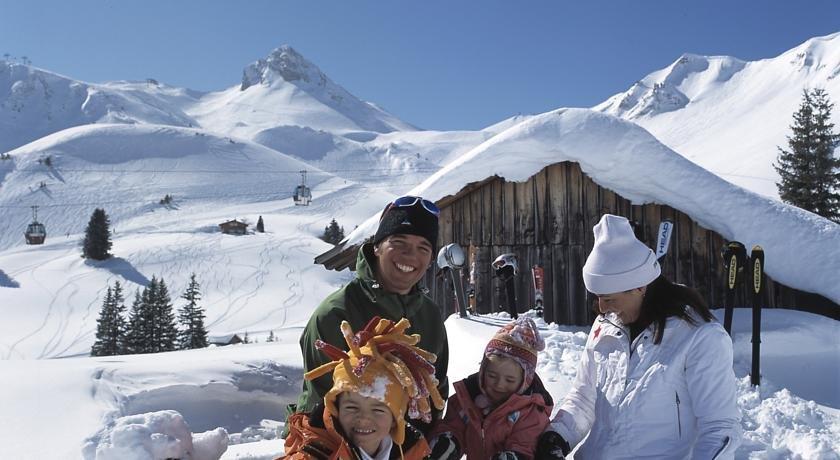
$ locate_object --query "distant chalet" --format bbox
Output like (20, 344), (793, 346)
(219, 219), (249, 235)
(208, 334), (243, 346)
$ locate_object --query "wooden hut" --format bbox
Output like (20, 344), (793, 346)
(208, 334), (243, 346)
(316, 161), (839, 324)
(219, 219), (249, 235)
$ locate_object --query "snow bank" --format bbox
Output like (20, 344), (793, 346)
(82, 410), (228, 460)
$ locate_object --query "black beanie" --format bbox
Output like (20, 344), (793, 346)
(373, 201), (439, 250)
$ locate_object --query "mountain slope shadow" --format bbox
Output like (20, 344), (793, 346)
(0, 268), (20, 288)
(85, 257), (150, 286)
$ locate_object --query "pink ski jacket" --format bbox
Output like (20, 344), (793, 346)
(430, 372), (553, 460)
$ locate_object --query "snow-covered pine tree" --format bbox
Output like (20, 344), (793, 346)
(153, 278), (179, 353)
(91, 282), (127, 356)
(775, 89), (840, 222)
(82, 208), (113, 260)
(256, 215), (265, 233)
(267, 330), (275, 342)
(177, 273), (208, 350)
(321, 219), (345, 244)
(125, 289), (147, 354)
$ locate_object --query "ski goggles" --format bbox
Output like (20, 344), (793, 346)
(384, 195), (440, 217)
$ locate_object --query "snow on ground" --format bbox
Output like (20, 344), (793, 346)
(1, 309), (835, 458)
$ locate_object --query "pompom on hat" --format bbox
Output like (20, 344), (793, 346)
(304, 317), (445, 446)
(481, 317), (545, 394)
(582, 214), (661, 295)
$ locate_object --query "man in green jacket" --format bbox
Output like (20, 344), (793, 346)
(290, 196), (449, 434)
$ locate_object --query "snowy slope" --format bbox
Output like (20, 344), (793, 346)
(0, 61), (199, 153)
(185, 46), (417, 141)
(346, 108), (840, 306)
(0, 123), (336, 252)
(595, 32), (840, 198)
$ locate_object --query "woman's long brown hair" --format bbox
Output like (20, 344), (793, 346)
(592, 274), (714, 344)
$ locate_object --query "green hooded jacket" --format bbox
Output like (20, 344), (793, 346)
(290, 243), (450, 429)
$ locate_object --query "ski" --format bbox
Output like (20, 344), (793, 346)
(468, 242), (477, 314)
(532, 265), (544, 317)
(493, 253), (519, 320)
(655, 219), (673, 260)
(722, 241), (746, 335)
(750, 245), (764, 386)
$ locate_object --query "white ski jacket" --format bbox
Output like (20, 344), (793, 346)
(549, 311), (741, 459)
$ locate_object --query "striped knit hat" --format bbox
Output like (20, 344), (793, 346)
(481, 317), (545, 394)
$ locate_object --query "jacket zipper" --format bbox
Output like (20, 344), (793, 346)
(675, 392), (682, 438)
(712, 436), (731, 459)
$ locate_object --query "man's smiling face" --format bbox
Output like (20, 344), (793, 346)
(373, 234), (433, 294)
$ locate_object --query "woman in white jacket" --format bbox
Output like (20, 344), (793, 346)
(536, 214), (740, 459)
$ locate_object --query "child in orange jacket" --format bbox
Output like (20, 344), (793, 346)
(428, 317), (553, 460)
(283, 317), (444, 460)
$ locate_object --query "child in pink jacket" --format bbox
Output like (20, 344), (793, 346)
(428, 317), (553, 460)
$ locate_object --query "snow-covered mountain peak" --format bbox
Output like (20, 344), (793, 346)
(780, 32), (840, 76)
(596, 53), (746, 119)
(594, 31), (840, 199)
(241, 45), (326, 91)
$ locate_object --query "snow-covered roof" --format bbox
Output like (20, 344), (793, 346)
(344, 108), (840, 304)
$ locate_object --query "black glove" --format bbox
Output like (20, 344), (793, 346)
(428, 433), (461, 460)
(535, 430), (571, 460)
(492, 451), (524, 460)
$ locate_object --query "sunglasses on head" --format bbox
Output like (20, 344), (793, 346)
(384, 195), (440, 217)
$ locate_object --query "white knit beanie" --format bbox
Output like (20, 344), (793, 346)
(582, 214), (661, 295)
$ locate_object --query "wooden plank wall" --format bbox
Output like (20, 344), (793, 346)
(424, 161), (835, 325)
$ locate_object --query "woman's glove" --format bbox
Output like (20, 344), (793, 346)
(428, 433), (460, 460)
(535, 430), (571, 459)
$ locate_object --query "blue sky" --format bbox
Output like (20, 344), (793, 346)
(1, 0), (838, 130)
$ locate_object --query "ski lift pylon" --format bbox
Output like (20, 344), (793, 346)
(293, 170), (312, 206)
(25, 205), (46, 245)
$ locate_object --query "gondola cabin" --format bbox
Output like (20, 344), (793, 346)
(293, 184), (311, 206)
(25, 221), (46, 245)
(293, 170), (312, 206)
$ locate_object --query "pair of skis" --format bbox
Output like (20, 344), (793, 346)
(722, 241), (765, 386)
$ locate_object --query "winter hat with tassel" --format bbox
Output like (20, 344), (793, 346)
(480, 316), (545, 395)
(304, 317), (445, 447)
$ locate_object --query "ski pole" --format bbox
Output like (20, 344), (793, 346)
(751, 245), (764, 387)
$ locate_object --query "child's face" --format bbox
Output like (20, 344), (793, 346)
(483, 355), (524, 405)
(337, 392), (395, 456)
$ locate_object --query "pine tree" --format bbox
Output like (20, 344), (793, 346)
(266, 330), (276, 342)
(152, 278), (179, 353)
(321, 219), (345, 244)
(125, 289), (147, 354)
(256, 216), (265, 233)
(775, 89), (840, 222)
(91, 282), (127, 356)
(177, 273), (208, 350)
(83, 208), (113, 260)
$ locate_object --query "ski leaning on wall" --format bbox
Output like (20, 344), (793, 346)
(721, 241), (747, 335)
(751, 245), (765, 386)
(468, 242), (477, 314)
(655, 219), (673, 260)
(532, 265), (544, 317)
